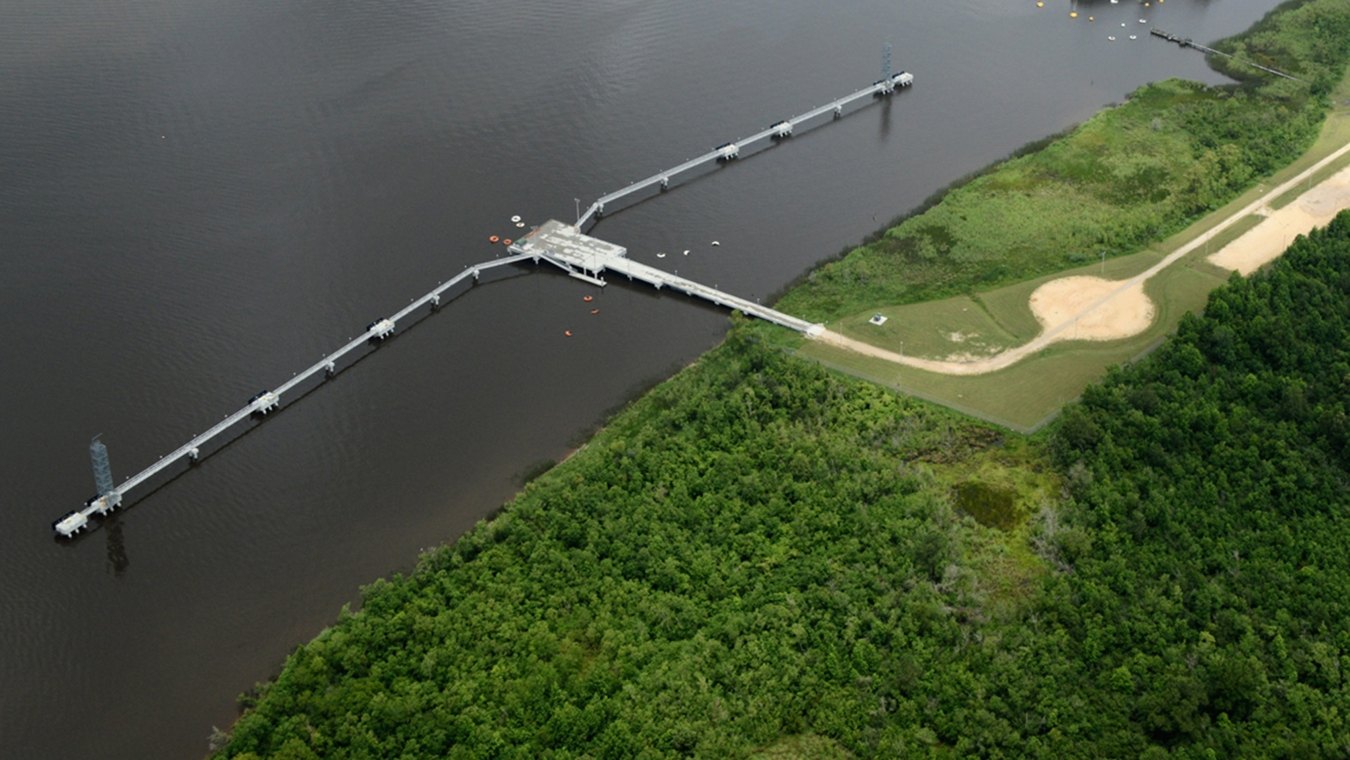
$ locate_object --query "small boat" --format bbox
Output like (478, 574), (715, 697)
(510, 215), (521, 223)
(1108, 35), (1116, 41)
(710, 241), (720, 247)
(564, 330), (573, 337)
(1129, 34), (1137, 40)
(590, 308), (600, 315)
(488, 235), (500, 243)
(682, 249), (690, 256)
(515, 222), (525, 228)
(656, 252), (666, 258)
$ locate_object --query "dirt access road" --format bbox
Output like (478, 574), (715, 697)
(818, 139), (1350, 376)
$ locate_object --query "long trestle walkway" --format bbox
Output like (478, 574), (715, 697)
(53, 252), (536, 537)
(55, 69), (912, 538)
(576, 71), (912, 228)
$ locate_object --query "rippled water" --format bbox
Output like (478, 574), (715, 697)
(0, 0), (1280, 756)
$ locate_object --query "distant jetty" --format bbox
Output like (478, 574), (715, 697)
(1150, 28), (1302, 82)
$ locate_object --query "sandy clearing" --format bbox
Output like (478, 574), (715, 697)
(1029, 276), (1154, 341)
(815, 139), (1350, 376)
(1209, 164), (1350, 274)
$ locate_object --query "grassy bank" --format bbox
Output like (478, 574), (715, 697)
(771, 0), (1350, 429)
(772, 75), (1321, 323)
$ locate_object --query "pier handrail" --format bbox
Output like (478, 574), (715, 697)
(53, 252), (540, 536)
(577, 73), (913, 228)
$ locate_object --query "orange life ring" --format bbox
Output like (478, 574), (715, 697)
(488, 235), (500, 244)
(564, 330), (573, 337)
(502, 238), (512, 246)
(583, 295), (593, 303)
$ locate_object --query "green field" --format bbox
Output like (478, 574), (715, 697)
(779, 45), (1350, 432)
(800, 255), (1230, 431)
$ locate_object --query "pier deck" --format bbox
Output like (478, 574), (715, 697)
(512, 221), (823, 335)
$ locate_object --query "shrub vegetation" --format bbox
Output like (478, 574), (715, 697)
(773, 0), (1350, 323)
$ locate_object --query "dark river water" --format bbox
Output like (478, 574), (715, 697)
(0, 1), (1282, 756)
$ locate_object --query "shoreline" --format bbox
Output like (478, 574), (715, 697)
(817, 138), (1350, 376)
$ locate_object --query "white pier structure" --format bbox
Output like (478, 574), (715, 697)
(54, 69), (911, 537)
(53, 252), (536, 537)
(512, 221), (825, 336)
(576, 71), (913, 228)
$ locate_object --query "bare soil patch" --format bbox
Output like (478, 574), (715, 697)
(1209, 164), (1350, 274)
(1028, 276), (1154, 342)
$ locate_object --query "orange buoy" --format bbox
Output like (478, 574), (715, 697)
(590, 308), (600, 315)
(488, 235), (500, 244)
(564, 330), (573, 337)
(583, 295), (593, 303)
(502, 238), (512, 246)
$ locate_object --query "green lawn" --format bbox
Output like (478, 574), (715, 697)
(798, 252), (1232, 431)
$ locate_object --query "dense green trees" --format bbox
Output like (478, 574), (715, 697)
(1028, 213), (1350, 756)
(1212, 0), (1350, 97)
(219, 335), (1008, 758)
(218, 214), (1350, 758)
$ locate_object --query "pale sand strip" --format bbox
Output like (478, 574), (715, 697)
(1209, 164), (1350, 274)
